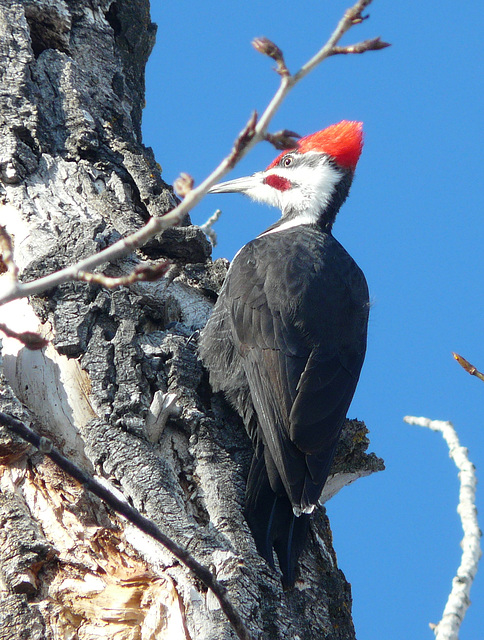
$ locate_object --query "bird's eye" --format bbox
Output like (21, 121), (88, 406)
(282, 155), (293, 167)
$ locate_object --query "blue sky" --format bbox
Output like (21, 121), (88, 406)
(143, 2), (483, 637)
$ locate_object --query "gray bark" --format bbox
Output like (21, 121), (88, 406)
(0, 1), (383, 638)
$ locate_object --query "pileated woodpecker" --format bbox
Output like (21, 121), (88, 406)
(199, 121), (369, 586)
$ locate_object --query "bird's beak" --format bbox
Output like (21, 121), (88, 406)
(208, 174), (261, 195)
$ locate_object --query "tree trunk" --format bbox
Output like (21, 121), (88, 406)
(0, 1), (383, 638)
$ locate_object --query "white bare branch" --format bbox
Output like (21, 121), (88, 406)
(200, 209), (222, 247)
(404, 416), (482, 640)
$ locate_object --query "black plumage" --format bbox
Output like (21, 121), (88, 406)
(200, 225), (368, 584)
(199, 121), (369, 586)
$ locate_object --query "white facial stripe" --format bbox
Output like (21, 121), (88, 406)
(241, 172), (283, 208)
(235, 152), (342, 236)
(257, 154), (342, 235)
(273, 155), (341, 214)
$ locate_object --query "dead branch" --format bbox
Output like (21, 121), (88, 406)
(199, 209), (222, 247)
(0, 411), (255, 640)
(404, 416), (482, 640)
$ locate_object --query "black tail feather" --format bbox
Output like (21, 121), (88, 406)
(245, 453), (310, 587)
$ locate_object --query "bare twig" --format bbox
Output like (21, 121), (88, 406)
(0, 0), (388, 308)
(255, 0), (387, 138)
(0, 322), (48, 350)
(404, 416), (482, 640)
(452, 352), (484, 383)
(331, 37), (390, 55)
(199, 209), (222, 247)
(0, 411), (254, 640)
(77, 261), (171, 288)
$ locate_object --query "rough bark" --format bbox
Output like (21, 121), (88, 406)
(0, 1), (383, 638)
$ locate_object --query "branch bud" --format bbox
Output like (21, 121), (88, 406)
(174, 172), (195, 197)
(345, 0), (372, 25)
(331, 37), (390, 56)
(252, 37), (289, 76)
(265, 130), (301, 150)
(453, 352), (484, 382)
(227, 111), (258, 168)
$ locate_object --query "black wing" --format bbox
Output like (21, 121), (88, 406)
(224, 227), (368, 510)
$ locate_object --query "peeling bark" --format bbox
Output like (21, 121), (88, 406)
(0, 1), (383, 638)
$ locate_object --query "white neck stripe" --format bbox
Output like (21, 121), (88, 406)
(258, 215), (316, 236)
